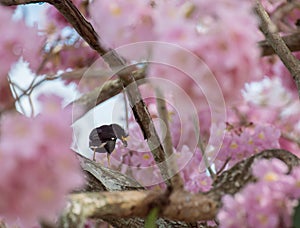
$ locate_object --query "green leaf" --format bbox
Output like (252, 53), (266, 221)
(145, 207), (159, 228)
(293, 200), (300, 228)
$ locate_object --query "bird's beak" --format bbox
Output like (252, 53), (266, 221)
(121, 136), (129, 147)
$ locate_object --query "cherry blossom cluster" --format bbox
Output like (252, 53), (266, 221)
(44, 0), (261, 104)
(215, 123), (281, 169)
(218, 158), (300, 228)
(1, 0), (300, 227)
(0, 6), (44, 75)
(0, 96), (84, 227)
(241, 76), (300, 156)
(89, 0), (261, 103)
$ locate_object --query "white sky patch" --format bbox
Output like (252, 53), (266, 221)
(13, 4), (48, 28)
(9, 5), (126, 158)
(9, 59), (81, 116)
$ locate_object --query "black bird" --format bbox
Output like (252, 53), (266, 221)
(89, 124), (128, 165)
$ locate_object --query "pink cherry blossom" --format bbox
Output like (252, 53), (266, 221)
(0, 95), (84, 227)
(215, 124), (281, 169)
(193, 0), (262, 102)
(0, 6), (44, 73)
(261, 55), (298, 96)
(252, 157), (288, 179)
(217, 194), (247, 228)
(184, 172), (212, 193)
(240, 75), (300, 155)
(218, 158), (300, 228)
(289, 166), (300, 198)
(89, 0), (155, 48)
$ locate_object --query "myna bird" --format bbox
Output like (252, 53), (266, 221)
(89, 124), (128, 165)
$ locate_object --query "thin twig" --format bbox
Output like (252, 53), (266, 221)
(216, 157), (231, 176)
(7, 77), (26, 114)
(198, 137), (216, 179)
(155, 88), (183, 190)
(255, 0), (300, 97)
(28, 95), (35, 117)
(192, 116), (216, 178)
(259, 31), (300, 56)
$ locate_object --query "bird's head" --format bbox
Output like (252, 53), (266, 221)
(111, 124), (128, 147)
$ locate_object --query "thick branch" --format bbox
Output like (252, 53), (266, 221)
(77, 153), (144, 191)
(71, 67), (146, 121)
(102, 217), (190, 228)
(255, 1), (300, 96)
(62, 190), (216, 226)
(77, 154), (192, 227)
(61, 149), (300, 225)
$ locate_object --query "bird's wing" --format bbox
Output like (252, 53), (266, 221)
(89, 128), (104, 148)
(89, 128), (100, 141)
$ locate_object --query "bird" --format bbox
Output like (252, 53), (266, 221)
(89, 124), (128, 165)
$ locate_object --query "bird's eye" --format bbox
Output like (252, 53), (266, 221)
(111, 137), (116, 140)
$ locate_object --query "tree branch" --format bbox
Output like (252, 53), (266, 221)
(259, 32), (300, 56)
(77, 153), (144, 191)
(255, 0), (300, 97)
(71, 67), (146, 121)
(60, 149), (300, 225)
(61, 190), (216, 227)
(103, 217), (191, 228)
(77, 154), (193, 227)
(48, 0), (108, 57)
